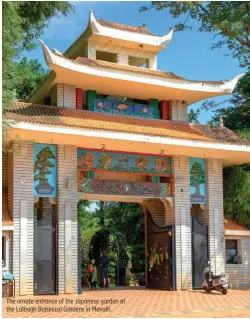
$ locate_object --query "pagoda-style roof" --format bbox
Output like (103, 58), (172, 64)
(5, 102), (250, 166)
(5, 101), (250, 146)
(65, 10), (174, 58)
(29, 40), (244, 105)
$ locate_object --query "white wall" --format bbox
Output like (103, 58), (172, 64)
(2, 231), (13, 274)
(225, 236), (250, 289)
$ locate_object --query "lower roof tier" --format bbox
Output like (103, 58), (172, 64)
(4, 102), (250, 167)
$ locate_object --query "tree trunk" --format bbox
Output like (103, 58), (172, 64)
(194, 184), (201, 196)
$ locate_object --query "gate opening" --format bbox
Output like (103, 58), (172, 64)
(78, 200), (146, 290)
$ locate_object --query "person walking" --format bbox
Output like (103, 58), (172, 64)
(100, 250), (109, 289)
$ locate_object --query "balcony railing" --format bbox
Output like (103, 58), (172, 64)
(89, 97), (159, 119)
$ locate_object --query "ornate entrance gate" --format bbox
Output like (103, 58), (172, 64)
(34, 206), (56, 294)
(147, 212), (174, 290)
(192, 217), (208, 289)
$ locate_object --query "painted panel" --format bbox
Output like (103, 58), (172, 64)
(77, 149), (172, 175)
(190, 158), (206, 204)
(34, 144), (57, 197)
(112, 101), (134, 116)
(79, 179), (170, 198)
(91, 98), (159, 119)
(135, 104), (155, 118)
(94, 99), (112, 113)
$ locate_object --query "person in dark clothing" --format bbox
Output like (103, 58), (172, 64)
(100, 250), (109, 289)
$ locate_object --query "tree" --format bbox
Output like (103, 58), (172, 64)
(140, 1), (250, 68)
(223, 165), (250, 228)
(190, 161), (205, 197)
(141, 2), (250, 228)
(14, 58), (47, 100)
(2, 1), (74, 139)
(77, 200), (100, 264)
(188, 108), (200, 123)
(105, 202), (144, 246)
(88, 227), (130, 282)
(34, 146), (55, 195)
(209, 72), (250, 138)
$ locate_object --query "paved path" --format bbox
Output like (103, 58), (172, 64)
(2, 288), (250, 318)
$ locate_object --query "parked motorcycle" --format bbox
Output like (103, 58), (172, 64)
(202, 261), (228, 295)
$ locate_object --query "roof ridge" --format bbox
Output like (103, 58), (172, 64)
(96, 18), (155, 36)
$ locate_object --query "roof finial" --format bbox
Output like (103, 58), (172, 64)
(159, 28), (175, 47)
(88, 9), (100, 33)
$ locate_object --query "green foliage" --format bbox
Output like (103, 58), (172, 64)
(88, 227), (129, 267)
(78, 201), (144, 280)
(14, 58), (47, 99)
(2, 1), (73, 140)
(208, 72), (250, 227)
(34, 147), (55, 185)
(130, 244), (145, 274)
(190, 162), (205, 187)
(77, 200), (100, 263)
(104, 202), (144, 246)
(209, 72), (250, 131)
(188, 108), (200, 123)
(140, 1), (250, 67)
(223, 165), (250, 228)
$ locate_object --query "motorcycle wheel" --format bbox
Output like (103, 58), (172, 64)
(222, 288), (228, 295)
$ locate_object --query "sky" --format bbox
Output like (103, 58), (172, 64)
(26, 0), (246, 124)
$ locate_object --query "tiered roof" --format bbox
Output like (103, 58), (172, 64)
(5, 102), (250, 146)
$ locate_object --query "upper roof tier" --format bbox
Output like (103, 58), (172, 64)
(65, 10), (174, 57)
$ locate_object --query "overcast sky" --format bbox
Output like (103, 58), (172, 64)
(26, 1), (246, 124)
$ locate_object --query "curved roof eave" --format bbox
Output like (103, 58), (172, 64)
(88, 10), (174, 49)
(37, 39), (245, 104)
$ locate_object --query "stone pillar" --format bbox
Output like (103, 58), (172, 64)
(9, 141), (34, 295)
(206, 159), (225, 275)
(116, 53), (129, 65)
(55, 84), (76, 108)
(85, 41), (96, 59)
(57, 145), (78, 294)
(146, 55), (157, 70)
(169, 100), (188, 122)
(172, 155), (192, 290)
